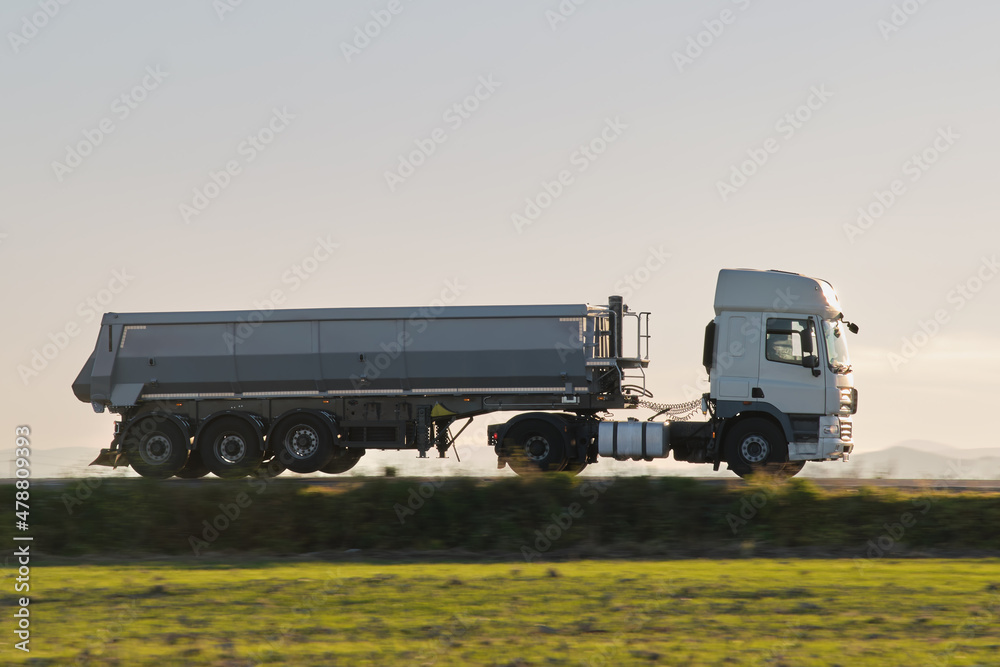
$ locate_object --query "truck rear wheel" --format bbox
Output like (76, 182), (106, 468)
(320, 448), (364, 474)
(175, 455), (210, 479)
(504, 420), (568, 475)
(271, 414), (335, 474)
(724, 419), (792, 478)
(199, 418), (264, 479)
(254, 454), (287, 481)
(121, 417), (190, 479)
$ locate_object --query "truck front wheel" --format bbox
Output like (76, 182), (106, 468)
(724, 419), (796, 478)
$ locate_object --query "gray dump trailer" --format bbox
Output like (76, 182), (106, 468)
(73, 269), (858, 479)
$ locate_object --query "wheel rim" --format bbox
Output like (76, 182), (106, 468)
(523, 435), (550, 462)
(216, 434), (247, 464)
(285, 425), (319, 459)
(140, 434), (172, 465)
(740, 435), (770, 464)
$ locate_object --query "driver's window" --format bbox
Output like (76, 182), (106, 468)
(765, 319), (810, 365)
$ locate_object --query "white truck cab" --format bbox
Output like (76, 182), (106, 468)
(707, 269), (858, 474)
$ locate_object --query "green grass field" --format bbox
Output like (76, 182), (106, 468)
(15, 558), (1000, 666)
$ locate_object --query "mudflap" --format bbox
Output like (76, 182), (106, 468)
(90, 448), (129, 468)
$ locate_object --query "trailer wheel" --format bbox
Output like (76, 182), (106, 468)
(724, 419), (790, 478)
(504, 421), (568, 475)
(121, 417), (189, 479)
(199, 418), (264, 479)
(320, 448), (365, 474)
(253, 454), (287, 481)
(271, 414), (335, 474)
(175, 455), (211, 479)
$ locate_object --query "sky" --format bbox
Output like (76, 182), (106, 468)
(1, 0), (998, 477)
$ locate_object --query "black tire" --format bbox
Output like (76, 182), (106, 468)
(556, 416), (588, 476)
(320, 448), (364, 474)
(773, 460), (806, 478)
(504, 420), (568, 475)
(175, 455), (211, 479)
(724, 419), (791, 478)
(199, 417), (264, 479)
(253, 454), (287, 481)
(270, 414), (335, 474)
(121, 417), (190, 479)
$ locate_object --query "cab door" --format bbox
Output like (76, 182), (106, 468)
(755, 314), (826, 415)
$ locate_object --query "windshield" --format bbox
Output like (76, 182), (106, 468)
(822, 319), (852, 373)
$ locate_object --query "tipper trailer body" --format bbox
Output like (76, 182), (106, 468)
(72, 268), (858, 479)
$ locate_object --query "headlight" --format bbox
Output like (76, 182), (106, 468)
(822, 423), (840, 436)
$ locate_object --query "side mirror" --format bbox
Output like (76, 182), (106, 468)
(802, 355), (821, 377)
(801, 322), (815, 355)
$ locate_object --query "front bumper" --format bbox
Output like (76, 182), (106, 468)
(818, 415), (853, 460)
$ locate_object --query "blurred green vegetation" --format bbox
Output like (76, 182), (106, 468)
(16, 559), (1000, 665)
(5, 476), (999, 557)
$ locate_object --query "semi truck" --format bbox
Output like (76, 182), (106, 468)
(72, 268), (858, 479)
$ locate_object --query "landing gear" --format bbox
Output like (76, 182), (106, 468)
(724, 419), (802, 478)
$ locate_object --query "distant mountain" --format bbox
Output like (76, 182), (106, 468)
(812, 443), (1000, 480)
(2, 447), (136, 480)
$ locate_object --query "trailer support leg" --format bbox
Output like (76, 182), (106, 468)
(416, 406), (431, 458)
